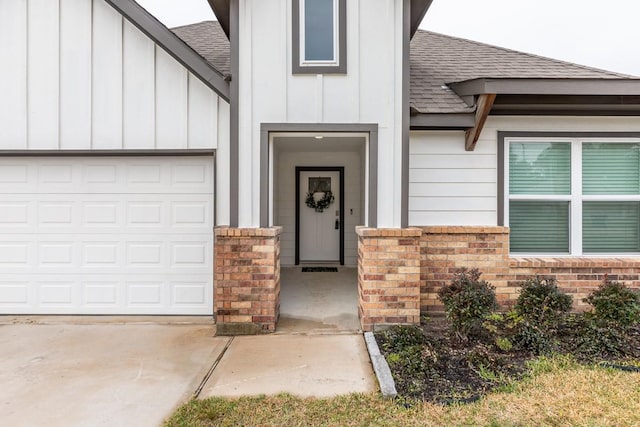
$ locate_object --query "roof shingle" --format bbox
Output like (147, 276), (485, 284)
(172, 21), (231, 76)
(172, 21), (637, 114)
(409, 30), (634, 113)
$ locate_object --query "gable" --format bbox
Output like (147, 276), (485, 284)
(0, 0), (229, 150)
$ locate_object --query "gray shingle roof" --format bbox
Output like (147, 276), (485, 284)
(410, 30), (634, 114)
(172, 21), (231, 76)
(172, 21), (636, 114)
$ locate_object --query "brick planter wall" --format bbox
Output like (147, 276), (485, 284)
(510, 257), (640, 311)
(419, 226), (640, 313)
(420, 227), (510, 311)
(356, 227), (422, 331)
(214, 226), (282, 335)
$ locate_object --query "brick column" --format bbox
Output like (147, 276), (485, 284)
(356, 227), (422, 331)
(214, 226), (282, 335)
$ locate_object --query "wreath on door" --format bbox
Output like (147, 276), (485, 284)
(305, 190), (335, 212)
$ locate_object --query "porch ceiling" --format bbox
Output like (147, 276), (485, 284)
(274, 136), (365, 154)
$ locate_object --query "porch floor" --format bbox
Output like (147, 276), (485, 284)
(278, 267), (360, 333)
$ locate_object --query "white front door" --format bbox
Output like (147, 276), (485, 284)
(299, 171), (340, 262)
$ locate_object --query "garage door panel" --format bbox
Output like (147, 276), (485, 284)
(0, 274), (212, 315)
(0, 157), (214, 194)
(0, 164), (29, 184)
(39, 163), (75, 184)
(0, 196), (212, 234)
(2, 235), (211, 275)
(0, 202), (30, 223)
(0, 156), (214, 315)
(39, 202), (76, 226)
(0, 242), (32, 266)
(39, 242), (75, 266)
(0, 282), (29, 304)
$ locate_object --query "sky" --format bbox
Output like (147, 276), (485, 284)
(136, 0), (640, 76)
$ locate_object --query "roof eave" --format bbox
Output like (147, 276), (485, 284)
(448, 78), (640, 97)
(410, 0), (434, 39)
(207, 0), (433, 40)
(207, 0), (231, 37)
(410, 112), (476, 130)
(105, 0), (230, 101)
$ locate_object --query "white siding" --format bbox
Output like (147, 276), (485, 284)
(92, 0), (123, 149)
(27, 0), (60, 149)
(276, 151), (364, 266)
(155, 48), (188, 149)
(122, 21), (155, 149)
(409, 131), (497, 226)
(60, 0), (92, 149)
(238, 0), (404, 227)
(0, 0), (228, 151)
(409, 117), (640, 227)
(0, 0), (28, 149)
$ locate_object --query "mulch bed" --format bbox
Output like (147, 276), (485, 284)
(374, 317), (640, 405)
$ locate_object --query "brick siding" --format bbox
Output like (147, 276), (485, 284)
(420, 226), (640, 313)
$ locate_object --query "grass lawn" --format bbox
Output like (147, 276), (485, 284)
(165, 357), (640, 427)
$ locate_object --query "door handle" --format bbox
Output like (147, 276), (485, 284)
(335, 219), (340, 230)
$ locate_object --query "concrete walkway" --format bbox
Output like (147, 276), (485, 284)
(0, 318), (227, 427)
(1, 317), (377, 426)
(198, 333), (376, 398)
(278, 267), (360, 333)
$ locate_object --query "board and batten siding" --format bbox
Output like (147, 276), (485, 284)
(238, 0), (404, 228)
(409, 117), (640, 227)
(0, 0), (229, 151)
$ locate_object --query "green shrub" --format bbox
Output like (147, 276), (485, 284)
(584, 276), (640, 329)
(573, 277), (640, 360)
(513, 276), (573, 354)
(438, 268), (497, 341)
(514, 276), (573, 325)
(575, 322), (630, 359)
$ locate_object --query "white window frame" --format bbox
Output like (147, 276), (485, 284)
(504, 137), (640, 257)
(299, 0), (340, 67)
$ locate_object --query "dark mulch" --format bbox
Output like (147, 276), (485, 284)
(374, 317), (640, 405)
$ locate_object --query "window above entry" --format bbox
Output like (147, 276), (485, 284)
(292, 0), (347, 74)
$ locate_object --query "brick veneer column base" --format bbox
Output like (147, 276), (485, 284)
(214, 226), (282, 335)
(356, 227), (422, 332)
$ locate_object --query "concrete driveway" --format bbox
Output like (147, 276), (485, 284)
(0, 318), (228, 427)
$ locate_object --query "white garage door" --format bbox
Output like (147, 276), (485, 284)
(0, 156), (214, 315)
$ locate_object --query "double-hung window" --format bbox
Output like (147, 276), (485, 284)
(504, 135), (640, 256)
(293, 0), (346, 74)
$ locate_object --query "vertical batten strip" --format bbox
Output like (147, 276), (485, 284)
(60, 0), (92, 149)
(0, 0), (28, 149)
(27, 0), (60, 149)
(155, 46), (188, 149)
(122, 20), (155, 149)
(92, 0), (123, 149)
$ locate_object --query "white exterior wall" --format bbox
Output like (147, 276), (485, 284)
(237, 0), (405, 227)
(276, 151), (364, 266)
(409, 117), (640, 227)
(0, 0), (229, 152)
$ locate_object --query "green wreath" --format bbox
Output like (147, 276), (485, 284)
(305, 191), (335, 212)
